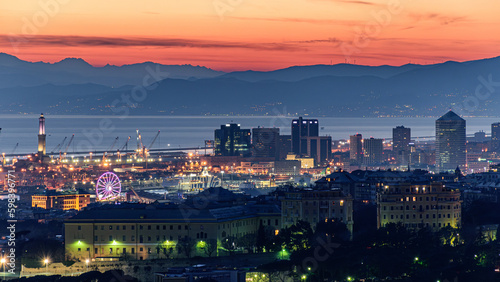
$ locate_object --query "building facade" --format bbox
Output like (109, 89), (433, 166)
(291, 117), (319, 155)
(377, 182), (461, 230)
(301, 136), (332, 166)
(251, 127), (280, 159)
(393, 126), (411, 165)
(349, 134), (363, 164)
(363, 138), (383, 166)
(435, 111), (466, 172)
(214, 124), (251, 157)
(281, 189), (353, 234)
(65, 203), (280, 261)
(32, 192), (92, 210)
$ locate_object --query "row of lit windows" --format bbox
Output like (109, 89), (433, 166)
(383, 222), (454, 228)
(383, 213), (459, 220)
(79, 220), (278, 232)
(383, 204), (459, 211)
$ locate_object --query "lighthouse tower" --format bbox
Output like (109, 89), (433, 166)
(38, 113), (46, 156)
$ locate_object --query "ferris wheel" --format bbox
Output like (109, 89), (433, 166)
(96, 172), (121, 200)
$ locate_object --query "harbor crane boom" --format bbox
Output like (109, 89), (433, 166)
(120, 136), (131, 151)
(148, 130), (160, 149)
(108, 137), (119, 152)
(51, 136), (67, 153)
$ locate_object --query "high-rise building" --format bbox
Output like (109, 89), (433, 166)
(492, 122), (500, 141)
(291, 117), (318, 155)
(301, 136), (332, 165)
(491, 123), (500, 153)
(349, 134), (363, 164)
(393, 126), (411, 165)
(277, 135), (292, 160)
(252, 127), (280, 159)
(214, 124), (251, 157)
(474, 131), (487, 143)
(38, 113), (46, 156)
(363, 138), (383, 165)
(435, 111), (466, 172)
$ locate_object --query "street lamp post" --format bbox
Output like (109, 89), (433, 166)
(85, 259), (89, 271)
(44, 258), (49, 274)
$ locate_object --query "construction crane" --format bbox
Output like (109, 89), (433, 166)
(148, 131), (160, 149)
(11, 143), (18, 154)
(62, 134), (75, 160)
(120, 136), (131, 151)
(107, 137), (119, 152)
(51, 136), (67, 153)
(136, 130), (143, 150)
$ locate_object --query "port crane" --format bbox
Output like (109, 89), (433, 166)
(11, 143), (18, 154)
(107, 137), (119, 152)
(51, 136), (67, 153)
(61, 134), (75, 160)
(120, 136), (131, 151)
(148, 131), (160, 149)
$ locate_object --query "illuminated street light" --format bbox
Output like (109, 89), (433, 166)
(44, 258), (49, 273)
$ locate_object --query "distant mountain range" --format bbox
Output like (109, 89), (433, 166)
(1, 53), (500, 117)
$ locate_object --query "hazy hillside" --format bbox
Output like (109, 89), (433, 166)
(1, 54), (499, 117)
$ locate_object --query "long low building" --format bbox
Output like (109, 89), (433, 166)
(65, 202), (280, 261)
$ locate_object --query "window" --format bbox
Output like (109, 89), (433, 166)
(148, 225), (151, 230)
(163, 225), (166, 230)
(117, 226), (120, 230)
(109, 226), (113, 230)
(95, 248), (98, 254)
(131, 248), (135, 254)
(109, 236), (113, 241)
(94, 226), (98, 230)
(123, 248), (127, 254)
(123, 226), (126, 230)
(94, 236), (98, 241)
(178, 225), (181, 230)
(140, 247), (143, 252)
(131, 226), (135, 230)
(123, 235), (126, 241)
(140, 225), (143, 230)
(156, 225), (159, 230)
(170, 225), (173, 230)
(131, 236), (135, 241)
(77, 248), (81, 252)
(109, 248), (113, 254)
(78, 226), (81, 230)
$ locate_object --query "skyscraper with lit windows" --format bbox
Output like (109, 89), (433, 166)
(435, 111), (466, 172)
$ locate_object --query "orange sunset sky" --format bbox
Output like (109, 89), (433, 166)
(1, 0), (499, 71)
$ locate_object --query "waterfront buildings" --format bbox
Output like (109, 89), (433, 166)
(214, 124), (251, 157)
(291, 117), (319, 155)
(251, 127), (280, 159)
